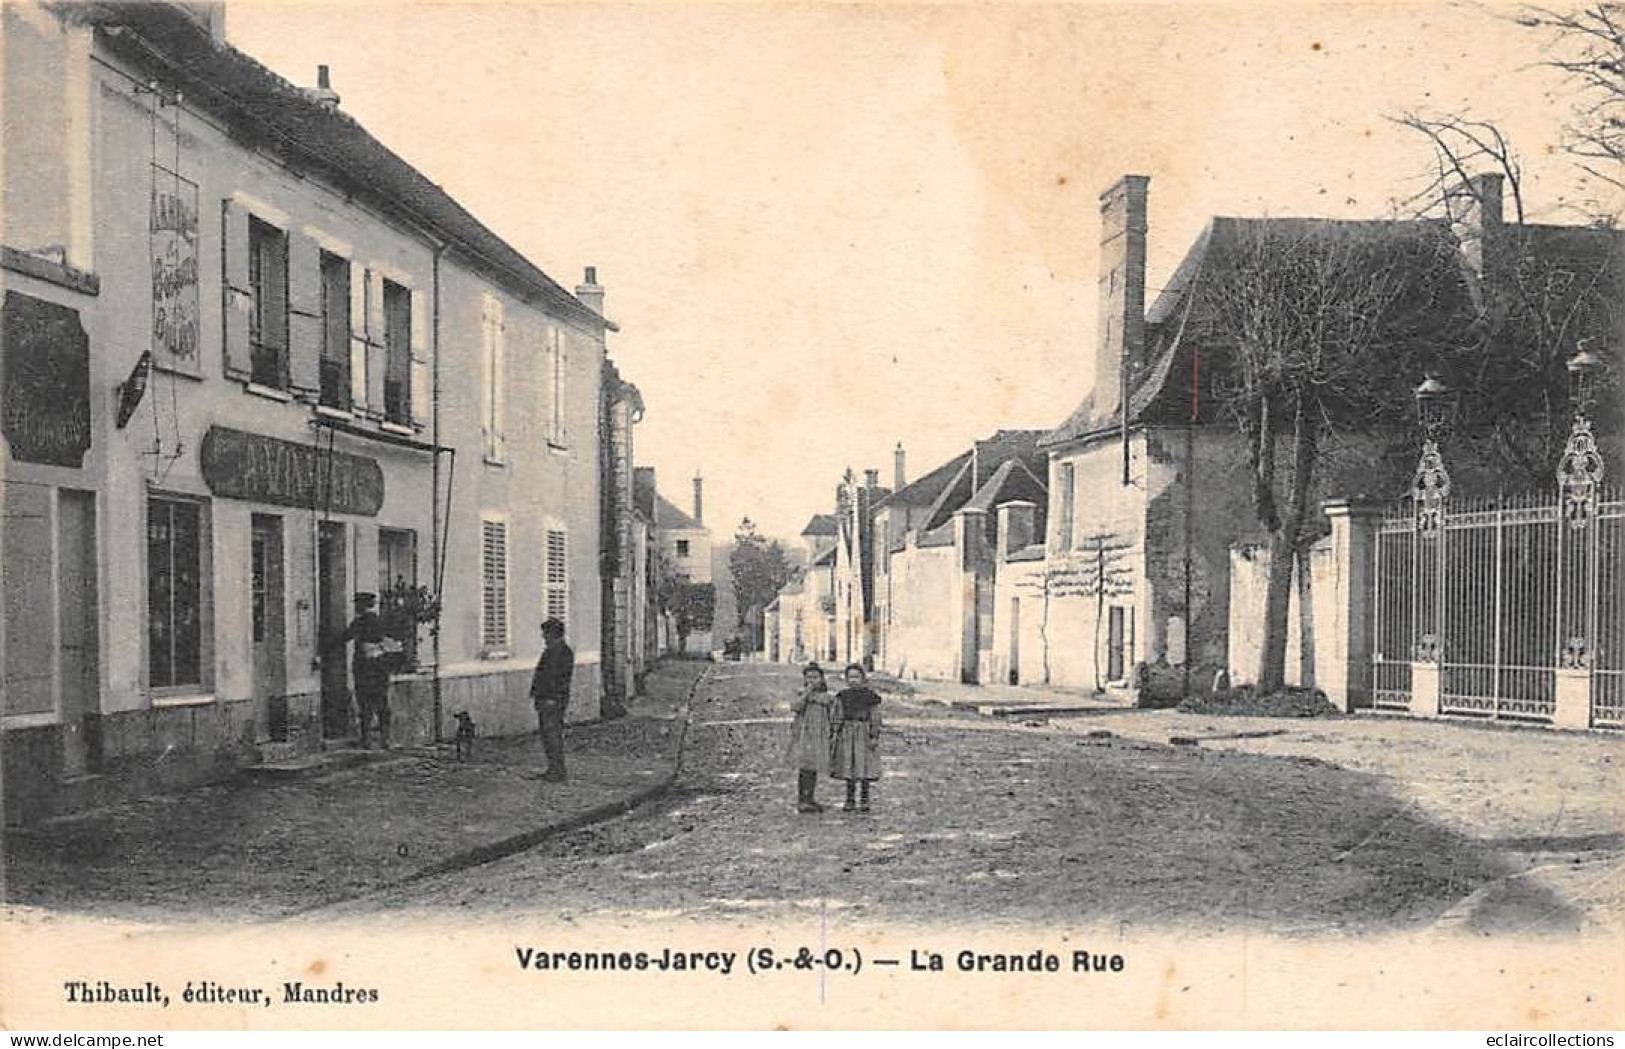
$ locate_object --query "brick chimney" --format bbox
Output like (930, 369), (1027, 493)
(997, 501), (1037, 560)
(1096, 175), (1149, 420)
(1450, 173), (1504, 286)
(893, 442), (906, 491)
(309, 65), (340, 109)
(692, 471), (703, 526)
(575, 266), (605, 317)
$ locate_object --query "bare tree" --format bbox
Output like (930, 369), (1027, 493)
(1207, 220), (1459, 693)
(1393, 113), (1622, 487)
(1516, 4), (1625, 199)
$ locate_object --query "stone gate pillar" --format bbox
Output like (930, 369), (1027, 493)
(1321, 500), (1382, 713)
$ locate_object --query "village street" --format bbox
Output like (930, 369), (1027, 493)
(310, 663), (1625, 936)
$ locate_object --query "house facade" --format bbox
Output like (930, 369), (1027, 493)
(653, 476), (714, 656)
(2, 1), (616, 821)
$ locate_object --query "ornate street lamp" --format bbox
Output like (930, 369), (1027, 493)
(1558, 341), (1606, 528)
(1411, 372), (1454, 541)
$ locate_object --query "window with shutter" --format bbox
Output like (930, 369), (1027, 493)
(481, 519), (509, 652)
(247, 216), (289, 388)
(319, 251), (350, 409)
(545, 529), (568, 622)
(382, 278), (411, 425)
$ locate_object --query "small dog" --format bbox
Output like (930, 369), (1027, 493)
(453, 711), (477, 761)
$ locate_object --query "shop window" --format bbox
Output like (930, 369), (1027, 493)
(379, 527), (419, 666)
(546, 528), (568, 622)
(248, 216), (289, 388)
(319, 251), (350, 408)
(481, 518), (509, 653)
(148, 497), (204, 690)
(383, 278), (411, 425)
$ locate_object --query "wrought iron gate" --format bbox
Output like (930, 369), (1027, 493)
(1371, 408), (1620, 728)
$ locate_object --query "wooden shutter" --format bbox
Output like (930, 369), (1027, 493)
(365, 268), (386, 419)
(286, 228), (321, 398)
(410, 286), (431, 427)
(348, 260), (368, 410)
(546, 529), (568, 621)
(481, 294), (505, 461)
(220, 199), (252, 380)
(550, 327), (566, 444)
(481, 520), (508, 651)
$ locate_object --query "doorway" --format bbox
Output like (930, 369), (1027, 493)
(251, 515), (287, 740)
(1107, 605), (1126, 683)
(1008, 596), (1021, 686)
(317, 521), (350, 738)
(57, 489), (99, 776)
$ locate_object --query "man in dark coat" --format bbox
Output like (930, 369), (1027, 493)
(326, 591), (394, 748)
(530, 617), (574, 781)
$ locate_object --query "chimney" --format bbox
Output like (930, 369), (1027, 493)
(864, 468), (879, 491)
(997, 501), (1037, 560)
(1095, 175), (1150, 420)
(310, 65), (341, 109)
(692, 471), (703, 525)
(893, 442), (906, 490)
(575, 266), (605, 317)
(1450, 173), (1504, 284)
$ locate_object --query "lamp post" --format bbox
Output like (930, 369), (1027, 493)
(1411, 373), (1455, 541)
(1558, 341), (1606, 527)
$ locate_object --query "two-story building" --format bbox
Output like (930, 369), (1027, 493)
(2, 0), (616, 821)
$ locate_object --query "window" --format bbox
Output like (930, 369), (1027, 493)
(1057, 462), (1076, 551)
(148, 497), (203, 689)
(481, 294), (505, 462)
(546, 326), (566, 445)
(319, 251), (350, 409)
(383, 278), (411, 425)
(546, 529), (568, 622)
(480, 519), (509, 652)
(248, 216), (289, 388)
(675, 539), (690, 558)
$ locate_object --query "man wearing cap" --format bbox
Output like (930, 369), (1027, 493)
(325, 591), (394, 748)
(530, 617), (574, 781)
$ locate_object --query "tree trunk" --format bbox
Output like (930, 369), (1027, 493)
(1256, 397), (1317, 692)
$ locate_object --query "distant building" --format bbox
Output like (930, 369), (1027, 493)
(653, 474), (714, 655)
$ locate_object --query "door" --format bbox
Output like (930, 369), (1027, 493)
(1107, 605), (1126, 683)
(317, 521), (350, 738)
(57, 490), (99, 776)
(251, 515), (287, 740)
(1008, 596), (1021, 685)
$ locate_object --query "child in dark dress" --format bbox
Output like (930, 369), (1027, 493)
(830, 663), (883, 812)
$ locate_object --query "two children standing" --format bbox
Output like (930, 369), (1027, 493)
(787, 662), (883, 814)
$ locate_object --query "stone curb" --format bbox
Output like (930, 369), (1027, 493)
(285, 665), (710, 919)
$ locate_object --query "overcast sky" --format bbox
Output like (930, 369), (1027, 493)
(231, 1), (1603, 543)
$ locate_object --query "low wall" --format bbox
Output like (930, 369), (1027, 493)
(1227, 538), (1337, 690)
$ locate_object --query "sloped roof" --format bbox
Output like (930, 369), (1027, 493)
(880, 451), (971, 509)
(654, 494), (702, 531)
(800, 514), (838, 537)
(1041, 215), (1485, 449)
(811, 545), (837, 567)
(961, 457), (1047, 514)
(87, 1), (610, 332)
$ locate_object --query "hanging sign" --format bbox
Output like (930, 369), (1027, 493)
(1, 291), (92, 468)
(200, 426), (384, 515)
(151, 165), (200, 374)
